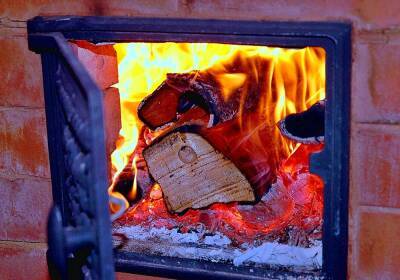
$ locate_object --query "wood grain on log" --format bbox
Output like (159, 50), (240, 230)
(137, 82), (181, 130)
(143, 132), (255, 213)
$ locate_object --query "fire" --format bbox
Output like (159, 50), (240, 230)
(128, 155), (138, 201)
(114, 143), (325, 245)
(108, 42), (325, 217)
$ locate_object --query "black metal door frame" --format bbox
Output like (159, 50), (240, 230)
(28, 16), (351, 280)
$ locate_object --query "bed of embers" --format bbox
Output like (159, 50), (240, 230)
(108, 45), (325, 269)
(113, 139), (324, 247)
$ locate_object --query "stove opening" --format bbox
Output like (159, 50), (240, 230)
(28, 17), (350, 279)
(71, 40), (326, 272)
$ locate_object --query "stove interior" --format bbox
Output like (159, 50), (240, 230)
(72, 41), (326, 272)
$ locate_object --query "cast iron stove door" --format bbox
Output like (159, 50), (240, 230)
(29, 33), (115, 280)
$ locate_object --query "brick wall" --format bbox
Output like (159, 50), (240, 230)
(1, 1), (399, 279)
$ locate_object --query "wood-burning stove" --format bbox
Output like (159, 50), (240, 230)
(27, 16), (350, 280)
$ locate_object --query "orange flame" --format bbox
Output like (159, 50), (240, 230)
(108, 42), (325, 216)
(129, 155), (138, 201)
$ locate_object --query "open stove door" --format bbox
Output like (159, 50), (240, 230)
(28, 33), (115, 280)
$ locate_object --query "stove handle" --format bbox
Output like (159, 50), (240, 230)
(47, 205), (96, 279)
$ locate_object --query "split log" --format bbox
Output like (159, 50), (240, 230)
(278, 99), (325, 144)
(199, 113), (287, 198)
(143, 110), (288, 200)
(151, 106), (212, 141)
(137, 71), (244, 130)
(137, 82), (182, 130)
(143, 131), (255, 213)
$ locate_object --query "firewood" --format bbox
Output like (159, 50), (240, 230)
(199, 112), (287, 198)
(137, 71), (243, 130)
(151, 107), (212, 141)
(137, 82), (181, 130)
(143, 131), (255, 213)
(169, 72), (239, 123)
(143, 111), (288, 200)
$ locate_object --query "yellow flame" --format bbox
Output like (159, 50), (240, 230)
(129, 155), (139, 201)
(216, 73), (247, 101)
(108, 42), (326, 215)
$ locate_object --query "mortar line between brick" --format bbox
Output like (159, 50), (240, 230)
(349, 164), (360, 277)
(0, 24), (25, 29)
(355, 121), (400, 126)
(0, 172), (51, 181)
(359, 205), (400, 214)
(352, 204), (361, 277)
(0, 17), (26, 23)
(0, 105), (45, 111)
(0, 239), (46, 245)
(0, 35), (26, 40)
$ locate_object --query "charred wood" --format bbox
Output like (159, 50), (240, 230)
(137, 71), (249, 130)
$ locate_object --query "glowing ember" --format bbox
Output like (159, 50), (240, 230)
(108, 42), (326, 218)
(113, 143), (324, 245)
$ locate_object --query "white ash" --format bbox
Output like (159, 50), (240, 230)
(113, 225), (322, 270)
(233, 240), (322, 268)
(114, 225), (202, 244)
(203, 233), (231, 246)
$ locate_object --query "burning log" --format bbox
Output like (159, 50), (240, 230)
(199, 113), (287, 198)
(140, 97), (288, 200)
(136, 70), (323, 209)
(137, 71), (284, 201)
(137, 82), (182, 130)
(138, 71), (243, 130)
(143, 131), (255, 213)
(278, 100), (325, 144)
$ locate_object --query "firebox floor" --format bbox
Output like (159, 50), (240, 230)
(112, 225), (322, 272)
